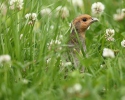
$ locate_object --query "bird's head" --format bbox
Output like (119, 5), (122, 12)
(72, 14), (98, 33)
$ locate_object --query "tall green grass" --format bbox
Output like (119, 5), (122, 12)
(0, 0), (125, 100)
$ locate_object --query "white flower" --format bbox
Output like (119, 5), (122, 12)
(122, 8), (125, 13)
(105, 29), (115, 41)
(102, 48), (115, 58)
(25, 13), (37, 25)
(100, 64), (104, 68)
(113, 13), (124, 21)
(47, 39), (62, 50)
(121, 40), (125, 47)
(62, 62), (72, 67)
(56, 6), (69, 18)
(73, 83), (82, 92)
(106, 29), (115, 37)
(25, 13), (31, 19)
(40, 8), (51, 16)
(50, 25), (54, 30)
(91, 2), (105, 15)
(67, 83), (82, 94)
(106, 37), (115, 42)
(22, 79), (29, 84)
(113, 9), (125, 21)
(31, 13), (37, 20)
(0, 55), (11, 64)
(25, 13), (37, 20)
(71, 0), (83, 8)
(9, 0), (24, 10)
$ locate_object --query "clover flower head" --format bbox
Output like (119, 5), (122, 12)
(71, 0), (83, 8)
(47, 39), (62, 50)
(113, 8), (125, 21)
(102, 48), (115, 58)
(25, 13), (37, 25)
(62, 62), (72, 67)
(25, 13), (37, 20)
(0, 55), (11, 64)
(56, 6), (69, 18)
(121, 40), (125, 47)
(105, 29), (115, 42)
(91, 2), (105, 15)
(122, 8), (125, 13)
(9, 0), (24, 10)
(40, 8), (52, 16)
(67, 83), (82, 94)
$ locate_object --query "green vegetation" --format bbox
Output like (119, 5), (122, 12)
(0, 0), (125, 100)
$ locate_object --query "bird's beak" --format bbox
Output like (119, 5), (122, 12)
(91, 18), (99, 23)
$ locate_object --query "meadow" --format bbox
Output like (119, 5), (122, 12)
(0, 0), (125, 100)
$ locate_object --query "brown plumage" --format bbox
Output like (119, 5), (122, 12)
(69, 14), (98, 52)
(68, 14), (98, 69)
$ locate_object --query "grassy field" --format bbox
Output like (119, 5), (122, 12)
(0, 0), (125, 100)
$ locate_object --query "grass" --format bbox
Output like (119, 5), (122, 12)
(0, 0), (125, 100)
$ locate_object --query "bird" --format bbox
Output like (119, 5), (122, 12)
(67, 14), (98, 70)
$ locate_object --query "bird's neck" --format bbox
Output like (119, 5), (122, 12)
(79, 32), (85, 39)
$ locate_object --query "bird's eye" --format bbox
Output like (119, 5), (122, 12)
(82, 18), (87, 22)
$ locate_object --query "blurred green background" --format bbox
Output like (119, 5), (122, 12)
(0, 0), (125, 100)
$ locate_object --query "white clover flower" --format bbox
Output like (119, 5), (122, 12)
(40, 8), (51, 16)
(0, 3), (7, 15)
(25, 13), (31, 19)
(25, 13), (37, 20)
(100, 64), (104, 68)
(113, 9), (125, 21)
(9, 0), (24, 10)
(62, 62), (72, 67)
(122, 8), (125, 13)
(56, 6), (69, 18)
(91, 2), (105, 15)
(106, 29), (115, 37)
(0, 55), (11, 64)
(25, 13), (37, 25)
(47, 35), (63, 50)
(47, 39), (62, 50)
(102, 48), (115, 58)
(31, 13), (37, 20)
(50, 25), (54, 30)
(113, 13), (124, 21)
(71, 0), (83, 8)
(73, 83), (82, 92)
(105, 29), (115, 42)
(106, 37), (115, 42)
(67, 83), (82, 94)
(22, 79), (29, 84)
(121, 40), (125, 47)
